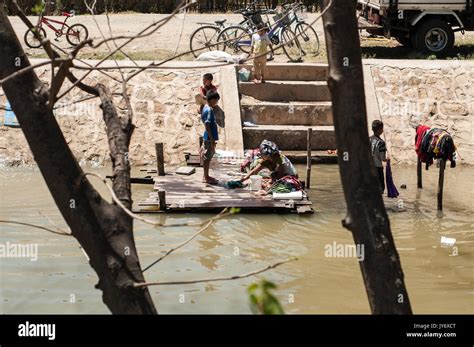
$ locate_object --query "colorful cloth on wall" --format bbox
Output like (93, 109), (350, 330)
(415, 125), (456, 170)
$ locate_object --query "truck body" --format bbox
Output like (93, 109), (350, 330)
(357, 0), (474, 54)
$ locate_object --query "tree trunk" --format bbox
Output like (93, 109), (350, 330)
(321, 0), (412, 314)
(0, 9), (157, 314)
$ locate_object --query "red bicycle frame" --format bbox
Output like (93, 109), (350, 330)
(37, 12), (75, 37)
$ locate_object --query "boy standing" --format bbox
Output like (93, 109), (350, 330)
(369, 120), (388, 193)
(200, 89), (220, 184)
(250, 23), (272, 84)
(196, 73), (217, 114)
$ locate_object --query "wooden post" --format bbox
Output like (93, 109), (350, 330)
(437, 158), (446, 211)
(306, 128), (312, 189)
(158, 189), (166, 211)
(417, 157), (423, 188)
(155, 142), (165, 176)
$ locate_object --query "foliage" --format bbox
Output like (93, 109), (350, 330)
(248, 279), (284, 315)
(230, 207), (241, 214)
(30, 0), (44, 15)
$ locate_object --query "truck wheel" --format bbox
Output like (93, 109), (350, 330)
(414, 19), (454, 54)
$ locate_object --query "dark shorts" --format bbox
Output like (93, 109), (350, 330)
(201, 140), (215, 162)
(376, 166), (385, 193)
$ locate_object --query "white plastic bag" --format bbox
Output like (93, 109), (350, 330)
(196, 50), (232, 62)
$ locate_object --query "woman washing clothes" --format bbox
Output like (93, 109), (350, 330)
(239, 140), (302, 194)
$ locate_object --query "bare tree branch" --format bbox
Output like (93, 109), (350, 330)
(0, 219), (72, 236)
(142, 208), (230, 272)
(55, 0), (192, 100)
(0, 58), (67, 85)
(134, 258), (297, 287)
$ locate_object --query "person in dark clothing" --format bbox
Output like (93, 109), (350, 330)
(369, 120), (388, 193)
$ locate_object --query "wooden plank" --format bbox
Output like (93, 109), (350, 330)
(186, 154), (202, 167)
(176, 166), (196, 175)
(138, 159), (313, 214)
(297, 205), (314, 214)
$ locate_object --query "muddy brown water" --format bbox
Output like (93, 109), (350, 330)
(1, 164), (473, 314)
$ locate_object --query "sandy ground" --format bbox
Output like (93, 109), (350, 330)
(9, 13), (326, 61)
(7, 13), (474, 62)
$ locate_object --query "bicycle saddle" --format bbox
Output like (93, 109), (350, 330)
(241, 10), (260, 16)
(62, 11), (74, 17)
(215, 19), (227, 25)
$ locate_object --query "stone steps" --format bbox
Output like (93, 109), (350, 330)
(241, 101), (333, 126)
(239, 80), (330, 102)
(239, 63), (328, 81)
(236, 63), (336, 154)
(242, 125), (336, 151)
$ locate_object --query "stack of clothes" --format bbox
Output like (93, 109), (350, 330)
(240, 144), (303, 194)
(269, 176), (303, 194)
(415, 125), (457, 170)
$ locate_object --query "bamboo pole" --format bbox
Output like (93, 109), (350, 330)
(417, 157), (423, 188)
(437, 158), (446, 211)
(306, 128), (312, 189)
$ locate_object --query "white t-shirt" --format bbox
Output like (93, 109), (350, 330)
(251, 33), (271, 54)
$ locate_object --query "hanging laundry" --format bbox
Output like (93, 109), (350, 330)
(385, 161), (399, 198)
(415, 125), (457, 170)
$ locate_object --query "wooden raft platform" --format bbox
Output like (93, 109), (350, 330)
(135, 163), (313, 214)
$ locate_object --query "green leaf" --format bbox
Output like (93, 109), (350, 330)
(31, 0), (45, 15)
(247, 279), (284, 315)
(230, 207), (241, 214)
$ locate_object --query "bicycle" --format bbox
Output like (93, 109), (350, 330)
(189, 19), (229, 58)
(283, 2), (320, 58)
(216, 7), (302, 62)
(189, 1), (263, 58)
(24, 11), (89, 48)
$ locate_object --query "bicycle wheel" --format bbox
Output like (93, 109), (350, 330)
(24, 27), (47, 49)
(66, 24), (88, 46)
(189, 25), (220, 58)
(217, 26), (252, 54)
(280, 27), (302, 62)
(294, 22), (320, 58)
